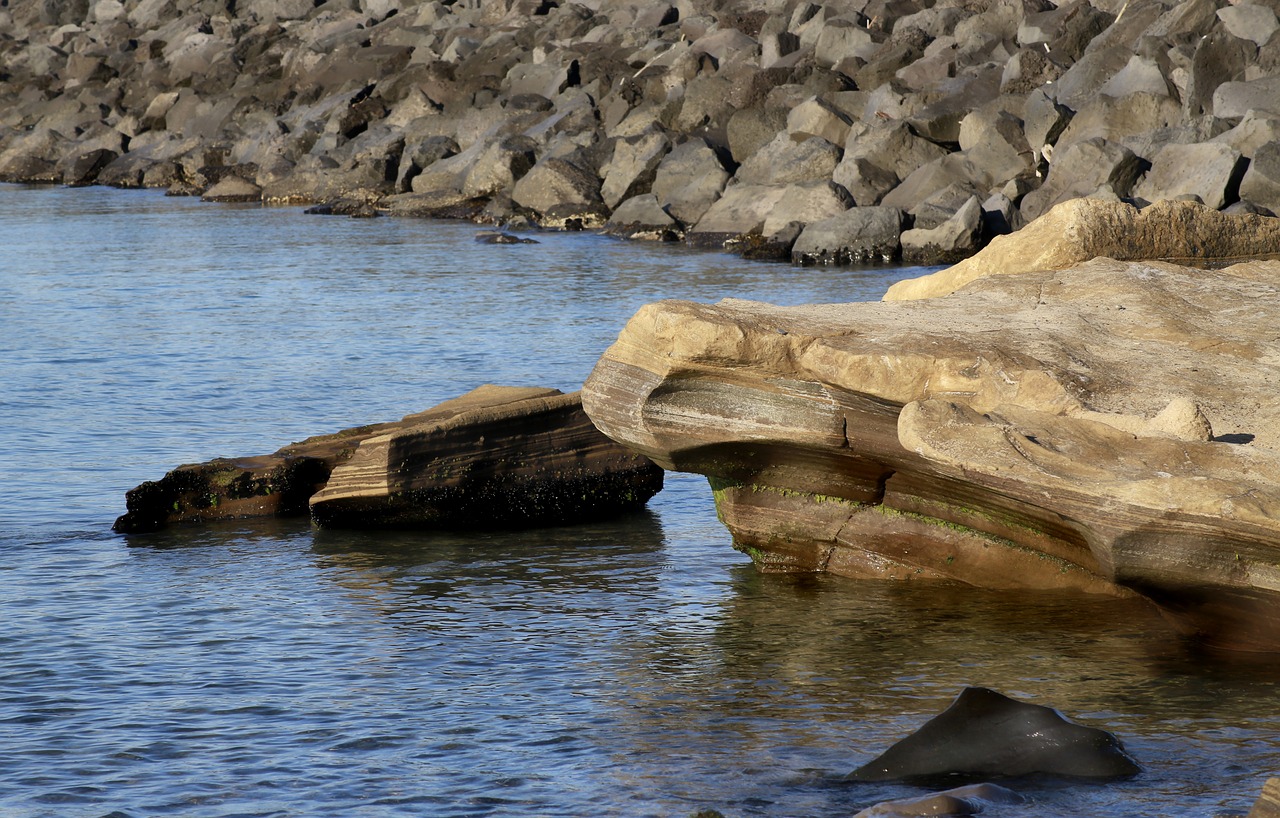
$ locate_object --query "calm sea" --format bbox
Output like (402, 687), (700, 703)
(1, 184), (1277, 818)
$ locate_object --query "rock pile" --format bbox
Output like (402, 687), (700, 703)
(5, 0), (1280, 264)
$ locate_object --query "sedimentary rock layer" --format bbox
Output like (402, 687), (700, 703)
(309, 385), (663, 528)
(583, 250), (1280, 652)
(116, 385), (662, 533)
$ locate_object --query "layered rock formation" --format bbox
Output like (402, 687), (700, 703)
(116, 385), (662, 532)
(583, 202), (1280, 652)
(7, 0), (1280, 263)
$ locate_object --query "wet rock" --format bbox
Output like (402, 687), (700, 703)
(1133, 143), (1246, 209)
(604, 193), (683, 241)
(791, 206), (905, 265)
(687, 183), (788, 249)
(58, 147), (119, 187)
(474, 231), (537, 244)
(309, 386), (663, 529)
(511, 154), (608, 229)
(854, 783), (1025, 817)
(850, 688), (1139, 783)
(901, 195), (983, 265)
(201, 175), (263, 203)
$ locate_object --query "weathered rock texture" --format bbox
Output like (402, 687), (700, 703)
(583, 244), (1280, 652)
(310, 385), (663, 528)
(8, 0), (1280, 264)
(116, 385), (661, 533)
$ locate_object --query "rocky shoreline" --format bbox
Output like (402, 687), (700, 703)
(6, 0), (1280, 264)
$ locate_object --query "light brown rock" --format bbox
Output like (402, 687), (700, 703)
(886, 199), (1280, 301)
(583, 250), (1280, 652)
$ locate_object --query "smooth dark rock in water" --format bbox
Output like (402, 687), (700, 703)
(474, 231), (538, 244)
(849, 687), (1140, 783)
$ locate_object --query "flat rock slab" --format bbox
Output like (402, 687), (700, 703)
(582, 242), (1280, 651)
(117, 385), (662, 533)
(309, 385), (663, 529)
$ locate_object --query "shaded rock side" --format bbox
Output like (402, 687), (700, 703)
(309, 386), (663, 529)
(886, 198), (1280, 301)
(850, 687), (1139, 783)
(582, 256), (1280, 652)
(116, 385), (662, 534)
(113, 419), (400, 534)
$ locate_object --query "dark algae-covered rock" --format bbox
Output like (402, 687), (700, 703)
(309, 386), (663, 529)
(116, 385), (662, 534)
(850, 687), (1140, 784)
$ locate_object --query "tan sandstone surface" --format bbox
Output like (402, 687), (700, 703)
(583, 205), (1280, 652)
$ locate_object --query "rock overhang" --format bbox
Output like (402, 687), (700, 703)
(582, 243), (1280, 652)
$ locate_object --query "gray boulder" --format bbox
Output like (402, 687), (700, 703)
(901, 194), (982, 264)
(600, 126), (670, 210)
(651, 138), (730, 227)
(1133, 143), (1246, 209)
(1055, 92), (1183, 155)
(687, 183), (787, 248)
(1020, 138), (1145, 223)
(761, 181), (854, 237)
(1185, 31), (1255, 119)
(1214, 77), (1280, 119)
(734, 133), (842, 187)
(604, 193), (682, 241)
(1218, 4), (1280, 46)
(510, 155), (608, 228)
(1239, 142), (1280, 214)
(832, 156), (900, 207)
(791, 206), (905, 265)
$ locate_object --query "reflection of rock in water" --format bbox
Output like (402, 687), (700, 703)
(850, 687), (1139, 784)
(854, 782), (1025, 818)
(308, 507), (668, 620)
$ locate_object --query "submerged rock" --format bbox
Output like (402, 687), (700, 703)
(850, 688), (1139, 783)
(116, 386), (662, 534)
(854, 782), (1026, 817)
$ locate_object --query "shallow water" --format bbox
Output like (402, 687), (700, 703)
(1, 184), (1277, 818)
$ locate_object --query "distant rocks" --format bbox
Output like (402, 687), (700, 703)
(115, 385), (662, 533)
(6, 0), (1280, 264)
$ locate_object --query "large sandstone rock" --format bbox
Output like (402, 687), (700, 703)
(889, 198), (1280, 301)
(310, 386), (663, 528)
(583, 226), (1280, 651)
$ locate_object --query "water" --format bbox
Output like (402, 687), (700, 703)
(0, 184), (1277, 818)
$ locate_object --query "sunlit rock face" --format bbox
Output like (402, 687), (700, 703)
(583, 243), (1280, 652)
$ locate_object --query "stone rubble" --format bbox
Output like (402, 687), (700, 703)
(6, 0), (1280, 263)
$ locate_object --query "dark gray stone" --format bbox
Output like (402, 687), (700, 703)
(849, 687), (1140, 783)
(791, 206), (905, 265)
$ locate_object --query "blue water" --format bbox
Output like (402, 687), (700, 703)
(1, 184), (1278, 818)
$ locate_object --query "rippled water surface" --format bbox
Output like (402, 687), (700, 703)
(2, 184), (1278, 818)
